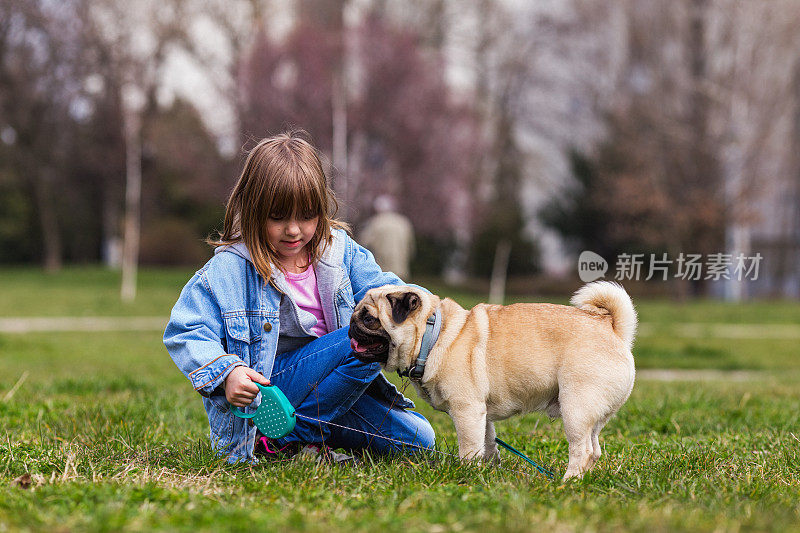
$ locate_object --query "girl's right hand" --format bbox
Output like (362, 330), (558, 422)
(224, 366), (270, 407)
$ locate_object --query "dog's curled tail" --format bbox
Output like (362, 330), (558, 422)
(570, 281), (637, 350)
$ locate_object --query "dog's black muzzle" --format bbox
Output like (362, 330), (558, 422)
(348, 318), (390, 363)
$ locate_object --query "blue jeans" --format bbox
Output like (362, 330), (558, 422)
(269, 326), (435, 455)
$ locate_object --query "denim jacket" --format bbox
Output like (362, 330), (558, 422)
(163, 229), (414, 462)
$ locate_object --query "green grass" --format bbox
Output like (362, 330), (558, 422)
(0, 266), (191, 317)
(1, 268), (799, 532)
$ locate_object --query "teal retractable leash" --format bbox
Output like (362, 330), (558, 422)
(230, 382), (554, 479)
(494, 437), (555, 479)
(229, 383), (297, 438)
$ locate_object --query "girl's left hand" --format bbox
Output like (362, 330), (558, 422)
(224, 366), (270, 407)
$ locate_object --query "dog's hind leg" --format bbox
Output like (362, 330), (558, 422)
(589, 416), (610, 469)
(484, 419), (499, 463)
(449, 402), (487, 460)
(561, 402), (596, 480)
(563, 428), (593, 480)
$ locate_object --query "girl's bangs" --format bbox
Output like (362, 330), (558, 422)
(267, 165), (325, 219)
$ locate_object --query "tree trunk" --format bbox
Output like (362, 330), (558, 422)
(489, 239), (511, 304)
(332, 71), (348, 218)
(35, 167), (62, 272)
(120, 104), (142, 302)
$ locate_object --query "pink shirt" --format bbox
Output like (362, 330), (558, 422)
(284, 265), (328, 337)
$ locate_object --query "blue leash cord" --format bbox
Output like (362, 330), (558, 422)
(495, 437), (555, 479)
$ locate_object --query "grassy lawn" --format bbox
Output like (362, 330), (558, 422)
(1, 268), (799, 532)
(0, 267), (189, 317)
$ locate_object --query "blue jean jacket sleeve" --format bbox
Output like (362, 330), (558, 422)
(163, 271), (246, 397)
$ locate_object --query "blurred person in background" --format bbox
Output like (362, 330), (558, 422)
(359, 195), (415, 280)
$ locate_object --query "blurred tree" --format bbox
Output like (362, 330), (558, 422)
(239, 20), (340, 151)
(469, 100), (539, 279)
(463, 0), (543, 286)
(600, 1), (724, 266)
(0, 0), (220, 276)
(69, 73), (126, 265)
(0, 166), (38, 263)
(539, 149), (616, 260)
(708, 0), (800, 298)
(350, 13), (484, 242)
(238, 7), (485, 274)
(80, 0), (191, 299)
(177, 0), (271, 149)
(0, 0), (87, 270)
(587, 0), (800, 297)
(139, 99), (231, 266)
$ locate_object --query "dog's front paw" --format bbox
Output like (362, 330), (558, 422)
(457, 447), (485, 461)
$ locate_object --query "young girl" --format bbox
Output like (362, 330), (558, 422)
(163, 130), (435, 464)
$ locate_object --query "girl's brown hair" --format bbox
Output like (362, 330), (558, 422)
(209, 130), (348, 281)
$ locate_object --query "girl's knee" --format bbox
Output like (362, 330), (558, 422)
(403, 411), (436, 450)
(417, 423), (436, 450)
(338, 355), (382, 382)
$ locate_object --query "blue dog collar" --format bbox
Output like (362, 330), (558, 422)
(398, 308), (442, 380)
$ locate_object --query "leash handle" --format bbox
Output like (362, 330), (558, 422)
(229, 406), (256, 418)
(495, 437), (555, 479)
(229, 383), (296, 439)
(229, 382), (271, 418)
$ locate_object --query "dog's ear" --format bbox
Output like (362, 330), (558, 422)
(386, 291), (421, 323)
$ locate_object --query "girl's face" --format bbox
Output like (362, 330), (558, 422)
(266, 213), (319, 266)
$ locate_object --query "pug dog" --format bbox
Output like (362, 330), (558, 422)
(348, 281), (636, 480)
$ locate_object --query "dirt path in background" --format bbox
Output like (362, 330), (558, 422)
(636, 369), (762, 382)
(638, 323), (800, 339)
